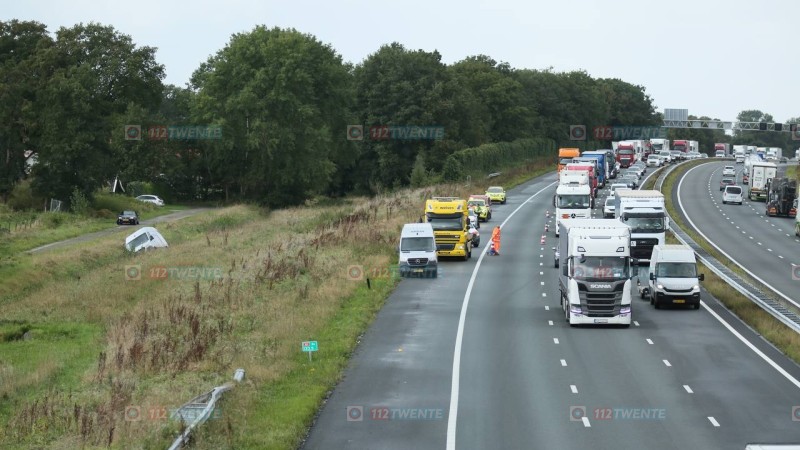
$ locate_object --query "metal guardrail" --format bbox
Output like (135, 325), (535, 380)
(167, 368), (245, 450)
(655, 162), (800, 334)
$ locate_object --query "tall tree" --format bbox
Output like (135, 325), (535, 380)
(30, 22), (164, 203)
(191, 26), (352, 206)
(0, 20), (53, 201)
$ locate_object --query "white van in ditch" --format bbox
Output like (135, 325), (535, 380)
(645, 245), (704, 309)
(398, 223), (438, 278)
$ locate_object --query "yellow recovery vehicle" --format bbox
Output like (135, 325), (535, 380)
(424, 197), (473, 260)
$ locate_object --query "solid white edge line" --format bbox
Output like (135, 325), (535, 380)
(677, 164), (800, 309)
(700, 301), (800, 389)
(446, 180), (556, 450)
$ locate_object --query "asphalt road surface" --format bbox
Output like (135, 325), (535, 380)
(673, 161), (799, 308)
(301, 169), (800, 450)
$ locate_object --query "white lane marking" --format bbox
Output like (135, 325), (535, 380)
(545, 306), (550, 310)
(646, 339), (654, 345)
(570, 385), (578, 394)
(633, 321), (640, 327)
(560, 359), (568, 366)
(708, 417), (720, 427)
(700, 301), (800, 389)
(553, 338), (560, 344)
(540, 262), (543, 266)
(683, 385), (694, 394)
(663, 360), (672, 367)
(540, 271), (544, 275)
(548, 320), (554, 326)
(767, 249), (772, 252)
(542, 293), (547, 297)
(541, 281), (545, 285)
(779, 256), (784, 259)
(582, 417), (591, 427)
(446, 180), (557, 450)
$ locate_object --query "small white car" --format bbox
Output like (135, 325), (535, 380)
(647, 155), (661, 167)
(610, 183), (630, 195)
(722, 185), (743, 205)
(604, 197), (615, 218)
(722, 166), (736, 177)
(136, 194), (165, 206)
(658, 150), (672, 164)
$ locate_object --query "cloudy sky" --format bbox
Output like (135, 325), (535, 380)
(4, 0), (799, 123)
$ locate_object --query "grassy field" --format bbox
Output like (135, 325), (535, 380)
(0, 159), (552, 449)
(659, 161), (800, 367)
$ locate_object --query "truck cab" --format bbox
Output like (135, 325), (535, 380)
(645, 245), (704, 309)
(398, 223), (438, 278)
(424, 197), (472, 260)
(614, 190), (668, 261)
(558, 219), (637, 327)
(553, 173), (592, 237)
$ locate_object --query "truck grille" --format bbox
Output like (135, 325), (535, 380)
(435, 234), (461, 252)
(632, 238), (659, 259)
(578, 282), (625, 316)
(437, 244), (455, 251)
(408, 258), (429, 266)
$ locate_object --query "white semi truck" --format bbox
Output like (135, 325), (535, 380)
(748, 162), (778, 201)
(613, 190), (667, 261)
(553, 172), (592, 238)
(557, 219), (636, 327)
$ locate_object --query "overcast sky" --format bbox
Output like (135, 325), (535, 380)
(3, 0), (798, 123)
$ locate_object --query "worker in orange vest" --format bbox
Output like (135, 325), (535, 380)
(489, 226), (501, 255)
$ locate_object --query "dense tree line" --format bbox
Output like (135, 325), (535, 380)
(1, 21), (663, 208)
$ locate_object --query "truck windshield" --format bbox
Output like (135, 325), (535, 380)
(652, 143), (664, 151)
(427, 217), (464, 231)
(656, 262), (697, 278)
(559, 158), (573, 165)
(624, 217), (666, 233)
(571, 256), (629, 281)
(557, 195), (591, 208)
(401, 237), (435, 252)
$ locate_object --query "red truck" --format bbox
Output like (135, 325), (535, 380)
(672, 140), (689, 153)
(616, 142), (636, 168)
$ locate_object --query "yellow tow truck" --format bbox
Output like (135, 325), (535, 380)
(424, 197), (472, 260)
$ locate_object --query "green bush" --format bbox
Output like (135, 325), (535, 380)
(93, 192), (155, 214)
(7, 180), (44, 211)
(447, 138), (557, 173)
(70, 188), (90, 215)
(41, 212), (69, 228)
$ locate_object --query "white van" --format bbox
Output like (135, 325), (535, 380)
(124, 227), (168, 252)
(398, 223), (438, 278)
(645, 245), (704, 309)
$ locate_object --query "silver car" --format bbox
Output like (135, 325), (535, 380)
(136, 194), (165, 206)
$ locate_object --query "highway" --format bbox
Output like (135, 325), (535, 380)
(301, 167), (800, 450)
(672, 161), (800, 309)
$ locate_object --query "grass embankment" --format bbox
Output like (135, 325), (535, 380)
(0, 162), (551, 449)
(659, 161), (800, 365)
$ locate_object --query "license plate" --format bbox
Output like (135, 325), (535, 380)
(412, 269), (424, 273)
(673, 299), (685, 304)
(594, 319), (608, 324)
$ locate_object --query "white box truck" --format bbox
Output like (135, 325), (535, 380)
(644, 245), (704, 309)
(613, 190), (668, 261)
(748, 162), (778, 201)
(398, 223), (438, 277)
(557, 219), (636, 327)
(553, 172), (592, 237)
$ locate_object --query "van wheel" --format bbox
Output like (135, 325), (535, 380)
(654, 297), (661, 309)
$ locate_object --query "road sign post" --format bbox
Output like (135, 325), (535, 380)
(302, 340), (318, 362)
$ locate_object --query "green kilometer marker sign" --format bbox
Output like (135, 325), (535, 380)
(302, 341), (318, 362)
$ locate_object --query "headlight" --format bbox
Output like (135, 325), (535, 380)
(693, 285), (700, 291)
(657, 283), (664, 289)
(457, 245), (464, 250)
